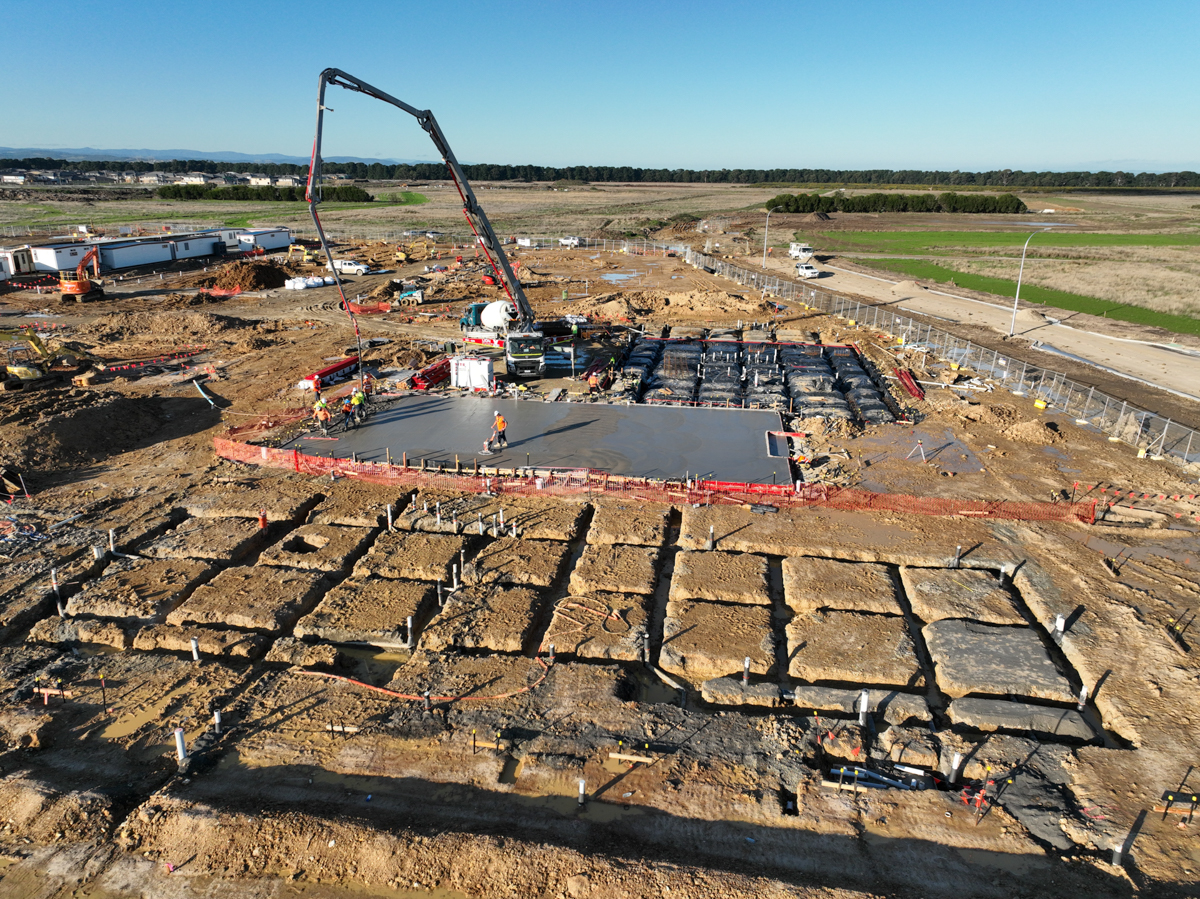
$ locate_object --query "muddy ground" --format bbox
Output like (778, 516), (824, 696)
(0, 244), (1199, 898)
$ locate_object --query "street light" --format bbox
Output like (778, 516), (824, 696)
(1007, 229), (1052, 338)
(762, 206), (783, 269)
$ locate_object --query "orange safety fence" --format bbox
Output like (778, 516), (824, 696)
(213, 436), (1097, 524)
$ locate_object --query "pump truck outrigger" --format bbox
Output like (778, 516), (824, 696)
(305, 68), (546, 379)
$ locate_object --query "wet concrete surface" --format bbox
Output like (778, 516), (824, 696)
(288, 395), (786, 482)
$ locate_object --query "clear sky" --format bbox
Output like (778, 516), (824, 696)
(5, 0), (1197, 171)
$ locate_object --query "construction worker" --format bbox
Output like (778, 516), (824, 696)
(341, 397), (355, 431)
(492, 411), (508, 449)
(351, 387), (366, 424)
(587, 371), (601, 396)
(312, 399), (331, 436)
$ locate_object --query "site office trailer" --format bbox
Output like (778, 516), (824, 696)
(237, 228), (291, 251)
(98, 240), (174, 270)
(0, 247), (34, 277)
(30, 243), (101, 272)
(172, 236), (221, 259)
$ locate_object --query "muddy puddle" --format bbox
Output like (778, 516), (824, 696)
(337, 646), (410, 685)
(854, 426), (984, 475)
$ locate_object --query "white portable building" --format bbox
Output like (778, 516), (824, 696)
(30, 243), (97, 272)
(98, 241), (174, 270)
(171, 236), (220, 259)
(237, 228), (291, 251)
(0, 247), (34, 276)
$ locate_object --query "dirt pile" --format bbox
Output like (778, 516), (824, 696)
(194, 261), (295, 292)
(1003, 419), (1064, 444)
(571, 288), (770, 321)
(75, 311), (247, 343)
(892, 280), (923, 294)
(802, 211), (832, 222)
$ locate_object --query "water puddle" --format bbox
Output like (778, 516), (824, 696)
(337, 646), (410, 685)
(498, 755), (524, 784)
(601, 272), (637, 283)
(101, 682), (192, 741)
(953, 847), (1053, 876)
(854, 426), (984, 475)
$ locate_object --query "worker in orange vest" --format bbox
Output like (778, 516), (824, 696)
(587, 371), (601, 396)
(492, 411), (508, 449)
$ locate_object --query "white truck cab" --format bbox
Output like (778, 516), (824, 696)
(327, 259), (370, 275)
(788, 243), (814, 261)
(795, 263), (820, 279)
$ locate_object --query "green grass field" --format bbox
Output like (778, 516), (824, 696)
(806, 230), (1200, 255)
(862, 258), (1200, 337)
(378, 191), (428, 206)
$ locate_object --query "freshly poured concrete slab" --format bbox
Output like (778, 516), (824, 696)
(899, 566), (1025, 625)
(465, 537), (571, 589)
(542, 592), (649, 661)
(295, 577), (433, 648)
(353, 531), (469, 583)
(669, 551), (771, 606)
(661, 599), (775, 681)
(587, 502), (672, 546)
(257, 524), (377, 573)
(167, 566), (328, 635)
(142, 517), (270, 563)
(785, 611), (922, 688)
(783, 558), (901, 615)
(420, 585), (543, 653)
(946, 697), (1095, 740)
(923, 619), (1074, 702)
(65, 557), (216, 622)
(285, 395), (785, 483)
(569, 544), (660, 596)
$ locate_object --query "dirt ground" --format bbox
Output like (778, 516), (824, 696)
(2, 236), (1200, 899)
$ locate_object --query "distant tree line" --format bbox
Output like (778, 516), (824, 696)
(155, 184), (372, 202)
(3, 156), (1199, 188)
(765, 192), (1029, 214)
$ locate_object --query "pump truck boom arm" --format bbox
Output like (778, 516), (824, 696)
(306, 69), (535, 333)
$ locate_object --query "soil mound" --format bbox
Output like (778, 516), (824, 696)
(570, 288), (770, 321)
(892, 280), (923, 294)
(961, 403), (1019, 427)
(194, 261), (295, 292)
(75, 311), (247, 343)
(1003, 419), (1064, 445)
(801, 211), (831, 222)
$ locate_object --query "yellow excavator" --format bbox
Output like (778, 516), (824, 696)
(0, 330), (92, 390)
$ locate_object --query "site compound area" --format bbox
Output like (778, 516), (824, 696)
(1, 234), (1199, 899)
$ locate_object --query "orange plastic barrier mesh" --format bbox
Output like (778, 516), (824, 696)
(213, 437), (1096, 524)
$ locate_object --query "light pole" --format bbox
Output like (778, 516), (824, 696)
(762, 206), (783, 269)
(1007, 229), (1051, 338)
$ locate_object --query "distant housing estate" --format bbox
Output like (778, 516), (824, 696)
(0, 168), (310, 187)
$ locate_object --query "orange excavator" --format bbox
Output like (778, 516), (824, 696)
(58, 246), (105, 302)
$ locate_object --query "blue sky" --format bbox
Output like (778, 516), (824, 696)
(5, 0), (1198, 171)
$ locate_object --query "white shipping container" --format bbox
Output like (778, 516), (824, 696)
(0, 247), (34, 275)
(450, 355), (494, 390)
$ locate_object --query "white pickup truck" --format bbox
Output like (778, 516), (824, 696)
(795, 263), (820, 279)
(558, 236), (581, 247)
(326, 259), (370, 275)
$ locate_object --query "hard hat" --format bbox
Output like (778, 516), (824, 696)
(494, 410), (501, 417)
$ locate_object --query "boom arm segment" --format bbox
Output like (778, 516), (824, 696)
(305, 68), (535, 331)
(76, 247), (100, 281)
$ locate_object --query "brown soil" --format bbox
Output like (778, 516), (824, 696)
(465, 537), (572, 588)
(569, 543), (660, 596)
(785, 610), (922, 688)
(142, 516), (271, 562)
(166, 565), (329, 634)
(190, 260), (296, 292)
(353, 530), (468, 582)
(669, 550), (772, 606)
(257, 523), (377, 572)
(783, 558), (902, 615)
(898, 566), (1025, 625)
(586, 501), (671, 546)
(542, 593), (648, 661)
(923, 619), (1075, 702)
(661, 598), (776, 681)
(309, 484), (415, 528)
(295, 576), (433, 648)
(64, 557), (216, 622)
(420, 584), (543, 653)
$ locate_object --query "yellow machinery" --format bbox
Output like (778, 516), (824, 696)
(0, 330), (90, 387)
(288, 244), (320, 264)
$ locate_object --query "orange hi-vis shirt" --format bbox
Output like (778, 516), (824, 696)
(495, 415), (506, 431)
